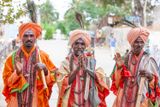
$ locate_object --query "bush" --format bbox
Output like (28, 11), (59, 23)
(55, 21), (67, 35)
(44, 27), (54, 39)
(42, 23), (55, 40)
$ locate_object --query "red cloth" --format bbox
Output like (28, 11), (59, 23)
(110, 65), (131, 95)
(146, 75), (160, 102)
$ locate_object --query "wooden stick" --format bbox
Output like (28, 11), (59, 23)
(136, 77), (145, 107)
(38, 51), (47, 89)
(40, 70), (47, 89)
(84, 73), (90, 100)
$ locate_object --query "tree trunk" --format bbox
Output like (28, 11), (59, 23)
(131, 0), (135, 14)
(143, 0), (147, 27)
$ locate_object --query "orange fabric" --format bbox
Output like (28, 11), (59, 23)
(57, 75), (70, 107)
(8, 71), (27, 91)
(127, 27), (150, 45)
(95, 72), (109, 107)
(57, 65), (109, 107)
(111, 60), (159, 107)
(69, 29), (91, 47)
(110, 65), (131, 95)
(18, 22), (42, 39)
(2, 48), (56, 107)
(21, 45), (36, 59)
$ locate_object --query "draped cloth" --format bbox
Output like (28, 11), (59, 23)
(2, 46), (57, 107)
(56, 54), (109, 107)
(111, 51), (160, 107)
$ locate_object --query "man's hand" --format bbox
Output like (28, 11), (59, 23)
(15, 60), (23, 75)
(34, 63), (48, 76)
(15, 58), (23, 75)
(139, 70), (153, 81)
(78, 54), (85, 68)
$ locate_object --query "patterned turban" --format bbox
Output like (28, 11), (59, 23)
(69, 29), (91, 47)
(18, 22), (42, 39)
(127, 27), (150, 45)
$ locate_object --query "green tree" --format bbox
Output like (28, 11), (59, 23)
(62, 0), (131, 34)
(64, 9), (81, 33)
(43, 24), (55, 40)
(0, 0), (26, 24)
(39, 0), (59, 39)
(56, 21), (67, 35)
(39, 0), (59, 24)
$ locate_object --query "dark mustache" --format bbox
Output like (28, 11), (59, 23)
(136, 46), (142, 49)
(26, 40), (32, 43)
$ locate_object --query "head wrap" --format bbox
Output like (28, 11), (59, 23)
(127, 27), (150, 45)
(69, 29), (91, 47)
(18, 22), (42, 39)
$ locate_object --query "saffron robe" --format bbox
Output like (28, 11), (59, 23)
(2, 46), (57, 107)
(56, 54), (109, 107)
(111, 52), (160, 107)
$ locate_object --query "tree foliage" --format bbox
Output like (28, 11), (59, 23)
(39, 0), (59, 39)
(0, 0), (26, 24)
(94, 0), (126, 7)
(61, 0), (131, 35)
(39, 0), (59, 25)
(43, 24), (55, 40)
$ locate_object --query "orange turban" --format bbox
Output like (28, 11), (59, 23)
(18, 22), (42, 39)
(127, 27), (150, 45)
(69, 29), (91, 47)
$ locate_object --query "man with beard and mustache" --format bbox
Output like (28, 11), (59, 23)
(110, 27), (160, 107)
(2, 22), (57, 107)
(56, 29), (109, 107)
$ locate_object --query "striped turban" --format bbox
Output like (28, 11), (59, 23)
(69, 29), (91, 47)
(18, 22), (42, 39)
(127, 27), (150, 45)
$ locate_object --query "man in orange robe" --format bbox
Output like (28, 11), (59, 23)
(56, 29), (109, 107)
(2, 22), (57, 107)
(110, 27), (160, 107)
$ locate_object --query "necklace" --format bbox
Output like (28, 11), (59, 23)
(131, 56), (137, 65)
